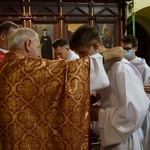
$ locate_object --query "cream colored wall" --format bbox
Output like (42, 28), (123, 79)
(134, 0), (150, 12)
(127, 0), (150, 16)
(126, 0), (150, 36)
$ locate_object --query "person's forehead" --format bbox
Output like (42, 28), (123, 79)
(121, 42), (132, 46)
(55, 45), (68, 52)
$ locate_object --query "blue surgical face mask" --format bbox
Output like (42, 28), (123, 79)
(124, 49), (133, 60)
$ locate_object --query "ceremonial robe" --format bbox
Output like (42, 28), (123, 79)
(130, 57), (150, 150)
(0, 51), (109, 150)
(98, 58), (150, 150)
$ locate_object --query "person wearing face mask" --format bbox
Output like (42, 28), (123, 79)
(70, 25), (149, 150)
(121, 35), (138, 60)
(121, 35), (150, 150)
(121, 35), (150, 85)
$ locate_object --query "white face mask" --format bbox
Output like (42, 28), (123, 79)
(89, 46), (98, 56)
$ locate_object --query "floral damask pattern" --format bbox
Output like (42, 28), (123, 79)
(0, 57), (90, 150)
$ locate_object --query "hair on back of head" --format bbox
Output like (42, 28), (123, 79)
(121, 35), (138, 48)
(69, 24), (102, 50)
(52, 38), (69, 49)
(0, 21), (19, 35)
(8, 27), (39, 51)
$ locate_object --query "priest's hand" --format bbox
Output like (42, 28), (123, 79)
(91, 105), (100, 121)
(144, 84), (150, 94)
(101, 46), (126, 62)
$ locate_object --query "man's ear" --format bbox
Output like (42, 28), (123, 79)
(92, 41), (99, 51)
(66, 46), (70, 51)
(134, 46), (138, 52)
(24, 39), (31, 52)
(0, 33), (6, 41)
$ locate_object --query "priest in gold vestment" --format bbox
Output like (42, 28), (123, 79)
(0, 27), (125, 150)
(0, 28), (92, 150)
(0, 57), (91, 150)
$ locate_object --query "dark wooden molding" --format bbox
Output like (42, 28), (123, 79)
(0, 0), (127, 45)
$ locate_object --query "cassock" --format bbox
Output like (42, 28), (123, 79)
(98, 58), (150, 150)
(130, 57), (150, 85)
(40, 35), (53, 60)
(0, 50), (109, 150)
(130, 56), (150, 150)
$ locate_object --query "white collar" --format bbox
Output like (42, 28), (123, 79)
(0, 48), (9, 53)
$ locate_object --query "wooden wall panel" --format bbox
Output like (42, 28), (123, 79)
(0, 0), (127, 46)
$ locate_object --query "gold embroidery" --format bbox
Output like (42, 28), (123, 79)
(0, 57), (90, 150)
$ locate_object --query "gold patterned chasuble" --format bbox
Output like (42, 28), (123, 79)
(0, 57), (90, 150)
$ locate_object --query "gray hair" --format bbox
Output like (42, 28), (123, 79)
(8, 27), (39, 51)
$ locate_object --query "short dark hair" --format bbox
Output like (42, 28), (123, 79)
(0, 21), (19, 35)
(52, 38), (69, 49)
(121, 35), (138, 48)
(43, 29), (47, 31)
(69, 24), (102, 50)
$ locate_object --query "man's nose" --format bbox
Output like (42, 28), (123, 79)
(55, 55), (61, 60)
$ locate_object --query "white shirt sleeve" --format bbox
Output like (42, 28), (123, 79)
(89, 53), (109, 91)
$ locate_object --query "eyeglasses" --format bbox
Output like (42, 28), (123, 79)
(123, 47), (133, 51)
